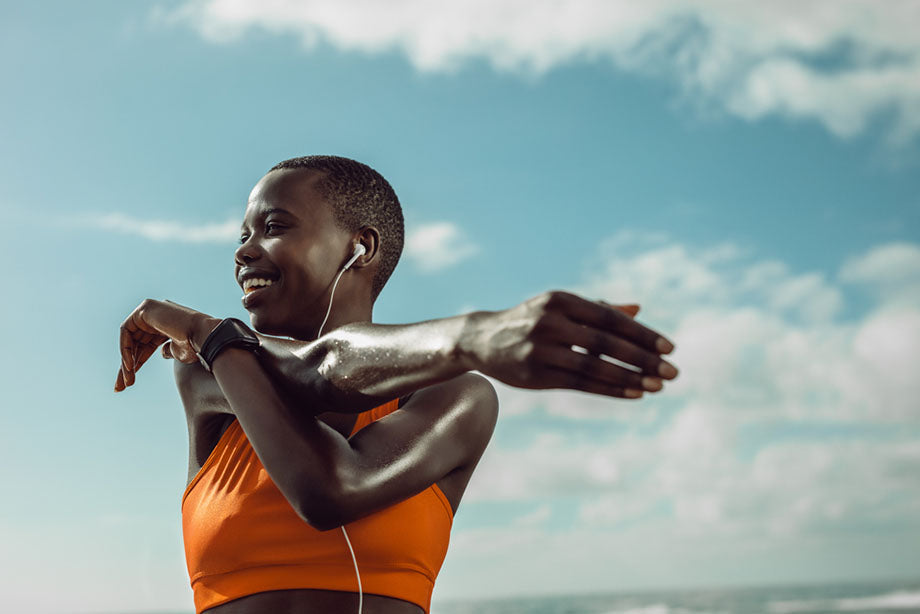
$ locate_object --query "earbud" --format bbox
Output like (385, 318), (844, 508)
(317, 243), (367, 339)
(342, 243), (366, 272)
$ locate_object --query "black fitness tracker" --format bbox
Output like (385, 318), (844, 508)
(195, 317), (261, 373)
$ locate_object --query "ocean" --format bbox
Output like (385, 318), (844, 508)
(431, 578), (920, 614)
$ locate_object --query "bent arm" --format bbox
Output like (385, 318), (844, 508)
(207, 344), (497, 530)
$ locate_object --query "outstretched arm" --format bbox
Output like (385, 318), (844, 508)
(246, 291), (677, 415)
(117, 291), (676, 409)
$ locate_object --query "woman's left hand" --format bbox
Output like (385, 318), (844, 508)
(115, 299), (221, 392)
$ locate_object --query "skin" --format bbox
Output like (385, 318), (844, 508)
(114, 167), (679, 614)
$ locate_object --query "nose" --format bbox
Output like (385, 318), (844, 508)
(234, 236), (262, 266)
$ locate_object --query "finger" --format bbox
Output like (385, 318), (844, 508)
(162, 341), (172, 359)
(120, 326), (135, 373)
(119, 302), (167, 376)
(550, 319), (678, 379)
(599, 300), (640, 318)
(134, 338), (166, 372)
(124, 359), (135, 387)
(539, 344), (664, 391)
(539, 364), (644, 399)
(115, 367), (127, 392)
(557, 292), (674, 354)
(127, 308), (161, 335)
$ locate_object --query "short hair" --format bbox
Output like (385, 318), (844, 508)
(270, 155), (404, 301)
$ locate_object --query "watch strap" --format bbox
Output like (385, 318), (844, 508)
(195, 317), (261, 373)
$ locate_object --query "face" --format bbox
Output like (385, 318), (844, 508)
(234, 168), (352, 338)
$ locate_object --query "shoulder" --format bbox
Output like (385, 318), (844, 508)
(400, 372), (499, 459)
(172, 357), (213, 387)
(171, 358), (232, 420)
(401, 372), (497, 418)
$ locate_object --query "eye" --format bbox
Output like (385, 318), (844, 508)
(238, 222), (283, 244)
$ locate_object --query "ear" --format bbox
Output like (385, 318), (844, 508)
(351, 226), (380, 269)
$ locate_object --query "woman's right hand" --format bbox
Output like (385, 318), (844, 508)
(460, 290), (678, 399)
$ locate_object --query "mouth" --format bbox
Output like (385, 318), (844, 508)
(241, 278), (278, 308)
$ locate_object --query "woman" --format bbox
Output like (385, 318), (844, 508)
(114, 155), (678, 614)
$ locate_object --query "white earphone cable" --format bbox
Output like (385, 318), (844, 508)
(317, 265), (347, 338)
(341, 525), (363, 614)
(317, 248), (363, 614)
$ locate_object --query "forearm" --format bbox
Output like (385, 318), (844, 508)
(248, 333), (336, 412)
(208, 346), (353, 526)
(252, 311), (483, 414)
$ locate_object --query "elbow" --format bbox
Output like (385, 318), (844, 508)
(293, 472), (354, 532)
(296, 334), (352, 408)
(297, 505), (345, 533)
(295, 491), (344, 532)
(310, 336), (387, 413)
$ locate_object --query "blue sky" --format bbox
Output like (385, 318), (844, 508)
(2, 2), (919, 613)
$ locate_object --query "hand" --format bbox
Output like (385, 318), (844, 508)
(462, 290), (677, 399)
(115, 299), (220, 392)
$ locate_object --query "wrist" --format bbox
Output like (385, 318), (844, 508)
(452, 310), (488, 372)
(190, 316), (224, 353)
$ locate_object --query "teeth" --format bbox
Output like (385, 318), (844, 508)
(243, 278), (275, 293)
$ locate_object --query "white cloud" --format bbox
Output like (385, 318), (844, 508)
(455, 235), (920, 560)
(160, 0), (920, 142)
(463, 401), (920, 544)
(404, 221), (479, 272)
(583, 236), (844, 328)
(577, 492), (662, 527)
(460, 235), (920, 556)
(80, 211), (240, 243)
(840, 241), (920, 307)
(512, 503), (553, 528)
(468, 429), (643, 502)
(573, 236), (920, 423)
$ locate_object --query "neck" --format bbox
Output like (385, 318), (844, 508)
(314, 299), (373, 339)
(286, 287), (374, 342)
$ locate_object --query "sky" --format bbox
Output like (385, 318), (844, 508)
(1, 1), (919, 612)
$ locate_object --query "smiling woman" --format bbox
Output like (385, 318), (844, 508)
(113, 155), (678, 614)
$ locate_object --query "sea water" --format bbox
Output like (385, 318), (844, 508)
(431, 578), (920, 614)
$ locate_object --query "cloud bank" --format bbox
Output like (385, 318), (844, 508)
(444, 234), (920, 595)
(160, 0), (920, 142)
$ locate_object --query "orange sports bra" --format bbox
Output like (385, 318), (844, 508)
(181, 397), (454, 613)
